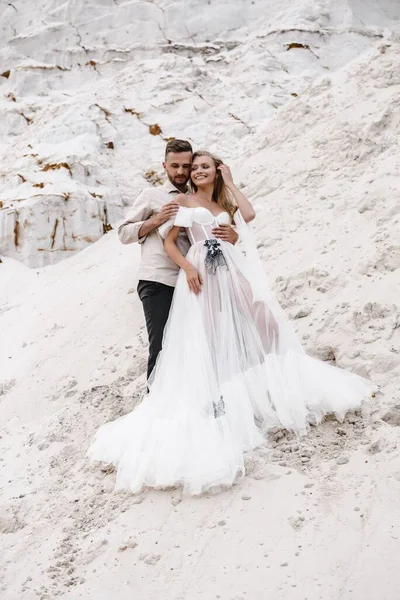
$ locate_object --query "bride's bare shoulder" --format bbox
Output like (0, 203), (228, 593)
(176, 193), (197, 207)
(176, 193), (190, 206)
(180, 194), (198, 207)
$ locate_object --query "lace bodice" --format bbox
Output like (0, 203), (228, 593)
(159, 206), (231, 245)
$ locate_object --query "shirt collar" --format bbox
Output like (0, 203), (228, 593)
(163, 179), (187, 194)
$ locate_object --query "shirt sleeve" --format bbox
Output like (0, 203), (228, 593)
(118, 189), (153, 245)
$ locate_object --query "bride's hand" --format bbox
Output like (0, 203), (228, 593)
(218, 164), (234, 187)
(185, 265), (203, 295)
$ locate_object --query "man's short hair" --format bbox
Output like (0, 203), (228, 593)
(165, 139), (193, 160)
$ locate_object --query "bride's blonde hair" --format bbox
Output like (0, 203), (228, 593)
(190, 151), (237, 220)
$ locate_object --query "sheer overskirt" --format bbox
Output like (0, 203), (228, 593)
(88, 219), (374, 494)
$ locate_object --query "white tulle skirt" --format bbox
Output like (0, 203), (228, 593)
(88, 239), (374, 495)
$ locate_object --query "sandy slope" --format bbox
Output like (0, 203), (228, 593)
(1, 228), (400, 600)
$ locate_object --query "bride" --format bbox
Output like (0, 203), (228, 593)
(88, 150), (374, 495)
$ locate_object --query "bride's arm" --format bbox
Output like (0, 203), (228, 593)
(164, 226), (203, 295)
(218, 164), (256, 223)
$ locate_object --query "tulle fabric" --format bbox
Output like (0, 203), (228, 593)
(88, 208), (375, 495)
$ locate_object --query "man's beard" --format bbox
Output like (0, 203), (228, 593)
(168, 173), (189, 189)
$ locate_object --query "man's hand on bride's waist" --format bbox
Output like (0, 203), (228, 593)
(212, 224), (239, 245)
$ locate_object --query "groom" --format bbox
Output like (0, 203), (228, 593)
(118, 139), (238, 380)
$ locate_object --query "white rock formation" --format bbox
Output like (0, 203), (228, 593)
(1, 0), (399, 265)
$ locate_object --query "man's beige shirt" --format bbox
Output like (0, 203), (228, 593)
(118, 180), (190, 287)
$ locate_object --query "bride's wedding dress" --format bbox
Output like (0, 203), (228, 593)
(88, 207), (374, 495)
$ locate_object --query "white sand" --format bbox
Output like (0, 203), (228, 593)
(1, 1), (400, 599)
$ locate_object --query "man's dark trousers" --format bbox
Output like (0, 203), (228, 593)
(137, 280), (174, 380)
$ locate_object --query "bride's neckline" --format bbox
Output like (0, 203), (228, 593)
(190, 206), (229, 219)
